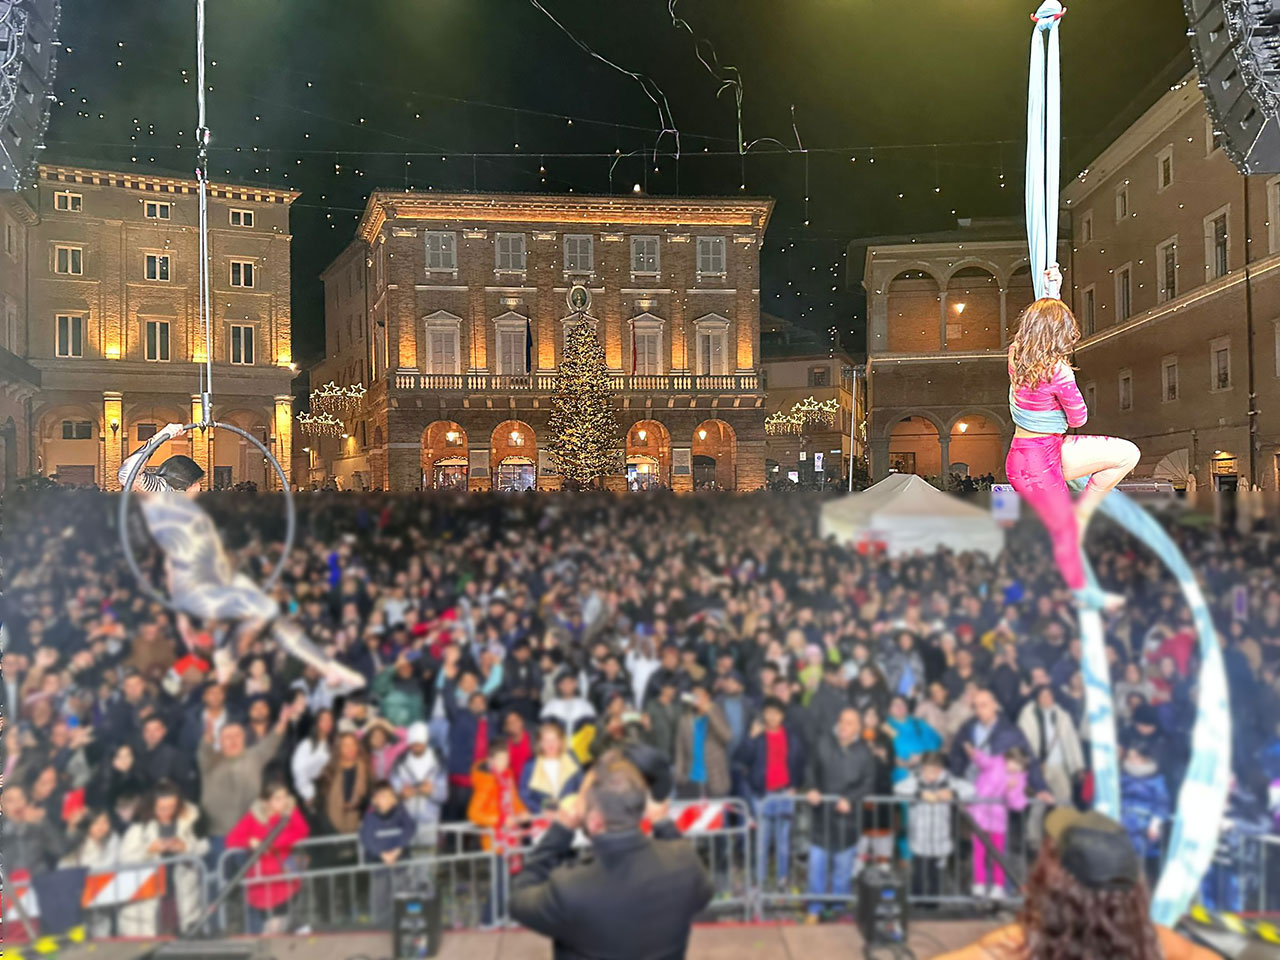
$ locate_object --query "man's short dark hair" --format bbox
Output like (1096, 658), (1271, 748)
(588, 751), (648, 832)
(156, 455), (204, 491)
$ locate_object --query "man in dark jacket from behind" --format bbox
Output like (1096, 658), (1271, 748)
(510, 750), (712, 960)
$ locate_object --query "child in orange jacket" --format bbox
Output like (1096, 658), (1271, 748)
(467, 738), (528, 851)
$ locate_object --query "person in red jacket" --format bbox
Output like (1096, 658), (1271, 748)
(226, 778), (311, 934)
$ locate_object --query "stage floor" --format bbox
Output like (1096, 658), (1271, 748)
(56, 920), (1004, 960)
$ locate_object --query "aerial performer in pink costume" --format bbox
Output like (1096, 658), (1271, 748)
(1005, 262), (1140, 612)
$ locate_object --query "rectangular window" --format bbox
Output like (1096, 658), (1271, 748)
(564, 234), (594, 273)
(425, 231), (457, 270)
(696, 236), (727, 276)
(1119, 370), (1133, 411)
(145, 253), (170, 282)
(54, 191), (82, 212)
(1207, 210), (1229, 280)
(1115, 185), (1130, 222)
(144, 200), (171, 220)
(1084, 382), (1097, 416)
(229, 208), (254, 228)
(1082, 286), (1096, 336)
(1208, 116), (1224, 155)
(136, 423), (158, 441)
(426, 326), (460, 374)
(55, 313), (83, 357)
(144, 319), (171, 362)
(1162, 355), (1179, 402)
(697, 326), (728, 376)
(62, 420), (92, 440)
(230, 259), (255, 287)
(497, 327), (528, 375)
(1115, 264), (1132, 321)
(808, 365), (831, 387)
(1211, 337), (1231, 391)
(55, 245), (83, 275)
(634, 329), (661, 375)
(631, 236), (660, 275)
(1080, 210), (1094, 245)
(1157, 237), (1178, 303)
(495, 233), (527, 272)
(1157, 145), (1174, 191)
(230, 324), (255, 365)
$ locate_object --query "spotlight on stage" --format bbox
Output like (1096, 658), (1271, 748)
(1184, 0), (1280, 173)
(0, 0), (60, 190)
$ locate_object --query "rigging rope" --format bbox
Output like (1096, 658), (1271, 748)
(195, 0), (213, 426)
(1022, 0), (1231, 926)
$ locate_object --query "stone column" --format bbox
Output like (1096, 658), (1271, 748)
(737, 438), (766, 491)
(103, 391), (124, 491)
(387, 442), (421, 492)
(273, 395), (293, 490)
(939, 433), (952, 479)
(190, 395), (212, 488)
(870, 437), (890, 481)
(938, 290), (949, 351)
(999, 288), (1009, 347)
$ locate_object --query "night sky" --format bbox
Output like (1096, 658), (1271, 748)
(45, 0), (1192, 365)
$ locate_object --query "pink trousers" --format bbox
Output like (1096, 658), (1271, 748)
(1005, 435), (1085, 590)
(973, 831), (1007, 888)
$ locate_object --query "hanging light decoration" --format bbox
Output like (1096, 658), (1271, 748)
(310, 380), (366, 415)
(296, 411), (344, 437)
(765, 396), (841, 435)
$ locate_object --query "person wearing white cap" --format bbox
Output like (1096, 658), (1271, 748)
(389, 721), (447, 845)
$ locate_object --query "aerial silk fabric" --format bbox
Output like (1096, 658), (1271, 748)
(1022, 0), (1231, 926)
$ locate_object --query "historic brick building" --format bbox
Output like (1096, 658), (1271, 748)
(311, 192), (773, 492)
(759, 312), (864, 485)
(853, 218), (1052, 481)
(1, 164), (297, 489)
(0, 190), (38, 489)
(1063, 78), (1280, 492)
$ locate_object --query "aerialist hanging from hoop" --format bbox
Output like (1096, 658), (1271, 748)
(119, 421), (366, 692)
(1006, 263), (1141, 612)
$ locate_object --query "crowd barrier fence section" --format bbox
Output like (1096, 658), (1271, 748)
(21, 799), (1279, 940)
(753, 794), (1039, 918)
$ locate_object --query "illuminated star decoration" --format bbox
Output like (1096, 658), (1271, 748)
(309, 380), (366, 415)
(296, 410), (344, 437)
(765, 396), (841, 435)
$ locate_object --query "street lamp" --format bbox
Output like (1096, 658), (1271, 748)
(698, 428), (707, 441)
(510, 430), (523, 446)
(638, 428), (647, 442)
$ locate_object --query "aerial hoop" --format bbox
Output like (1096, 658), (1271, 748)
(117, 421), (297, 611)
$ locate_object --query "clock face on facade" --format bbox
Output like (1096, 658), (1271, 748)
(567, 284), (590, 313)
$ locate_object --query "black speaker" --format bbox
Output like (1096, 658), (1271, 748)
(0, 0), (61, 190)
(855, 865), (909, 948)
(1185, 0), (1280, 174)
(393, 886), (444, 960)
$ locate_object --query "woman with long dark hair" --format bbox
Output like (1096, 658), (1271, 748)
(934, 809), (1214, 959)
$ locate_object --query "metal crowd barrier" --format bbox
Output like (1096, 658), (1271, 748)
(754, 794), (1040, 918)
(212, 824), (500, 935)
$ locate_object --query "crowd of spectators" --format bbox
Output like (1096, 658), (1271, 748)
(3, 486), (1278, 933)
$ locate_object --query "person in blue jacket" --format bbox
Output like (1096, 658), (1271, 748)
(518, 720), (585, 814)
(1118, 745), (1171, 884)
(886, 695), (942, 784)
(361, 780), (420, 924)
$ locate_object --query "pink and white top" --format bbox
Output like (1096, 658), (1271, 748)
(1008, 360), (1088, 433)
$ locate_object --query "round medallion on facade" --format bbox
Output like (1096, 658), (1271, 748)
(567, 284), (591, 313)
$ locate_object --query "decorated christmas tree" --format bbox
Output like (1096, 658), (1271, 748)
(547, 317), (620, 487)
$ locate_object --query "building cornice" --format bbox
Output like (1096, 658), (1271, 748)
(38, 164), (300, 206)
(1, 190), (38, 225)
(1061, 74), (1201, 208)
(356, 192), (774, 245)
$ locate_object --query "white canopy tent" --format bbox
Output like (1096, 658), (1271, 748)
(820, 473), (1005, 559)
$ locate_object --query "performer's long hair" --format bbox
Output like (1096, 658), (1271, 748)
(1009, 298), (1080, 389)
(1014, 839), (1162, 960)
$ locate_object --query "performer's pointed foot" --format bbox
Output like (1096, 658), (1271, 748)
(1074, 586), (1125, 613)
